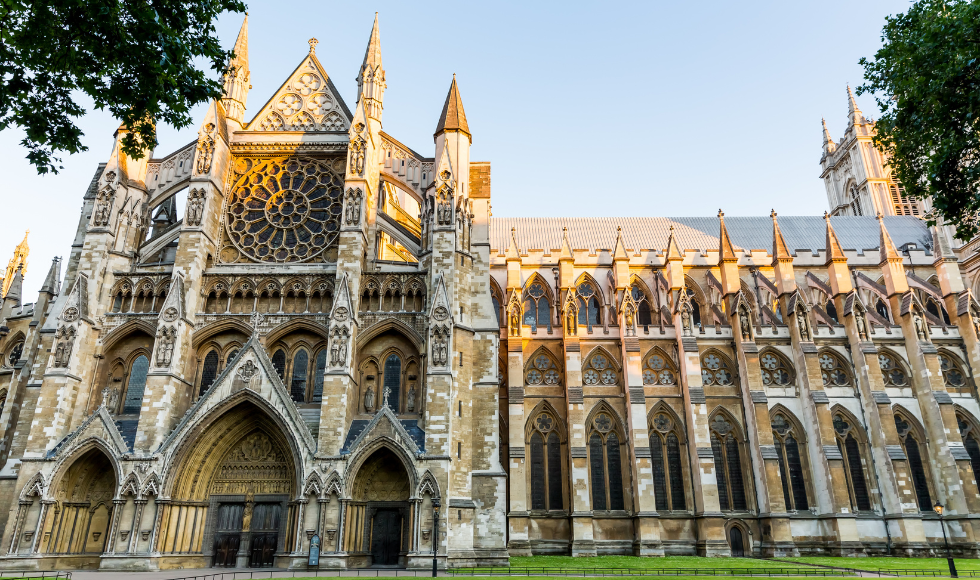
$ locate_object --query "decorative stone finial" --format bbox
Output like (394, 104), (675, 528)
(770, 209), (777, 219)
(249, 311), (264, 334)
(718, 209), (724, 218)
(309, 38), (318, 55)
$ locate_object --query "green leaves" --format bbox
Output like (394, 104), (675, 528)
(859, 0), (980, 239)
(0, 0), (246, 174)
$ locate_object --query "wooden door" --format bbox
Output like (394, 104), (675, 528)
(211, 503), (244, 568)
(248, 503), (282, 568)
(729, 526), (744, 557)
(370, 509), (401, 566)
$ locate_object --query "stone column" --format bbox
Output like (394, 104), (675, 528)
(128, 501), (146, 554)
(293, 500), (307, 553)
(104, 499), (125, 554)
(29, 501), (49, 554)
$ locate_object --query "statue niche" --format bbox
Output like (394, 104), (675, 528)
(348, 447), (412, 566)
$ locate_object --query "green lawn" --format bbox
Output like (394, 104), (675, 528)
(507, 556), (817, 569)
(780, 557), (980, 571)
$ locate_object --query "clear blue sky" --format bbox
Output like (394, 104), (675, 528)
(1, 0), (911, 297)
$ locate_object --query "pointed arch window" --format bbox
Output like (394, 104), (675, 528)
(528, 411), (563, 511)
(957, 413), (980, 489)
(525, 353), (560, 386)
(926, 298), (951, 325)
(583, 352), (618, 385)
(894, 414), (932, 510)
(643, 351), (676, 385)
(825, 299), (839, 323)
(650, 411), (686, 511)
(631, 284), (653, 328)
(312, 349), (327, 403)
(6, 340), (23, 367)
(271, 349), (286, 379)
(383, 354), (402, 411)
(878, 352), (908, 387)
(199, 350), (220, 396)
(492, 295), (502, 327)
(226, 349), (240, 365)
(589, 411), (625, 511)
(819, 350), (851, 387)
(709, 414), (747, 511)
(523, 282), (552, 333)
(833, 413), (872, 511)
(122, 354), (150, 415)
(771, 413), (809, 511)
(760, 351), (795, 386)
(290, 349), (309, 403)
(701, 351), (737, 387)
(685, 287), (702, 328)
(875, 298), (890, 322)
(577, 282), (601, 331)
(939, 353), (967, 388)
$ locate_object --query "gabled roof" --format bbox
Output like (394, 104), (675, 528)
(245, 51), (353, 132)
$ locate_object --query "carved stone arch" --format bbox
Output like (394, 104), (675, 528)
(303, 472), (323, 498)
(757, 346), (797, 386)
(100, 319), (157, 351)
(524, 345), (563, 373)
(647, 400), (687, 442)
(876, 346), (913, 381)
(583, 345), (623, 372)
(725, 519), (751, 555)
(343, 438), (419, 499)
(203, 277), (232, 296)
(256, 278), (282, 294)
(355, 318), (425, 353)
(700, 348), (740, 387)
(707, 406), (747, 441)
(522, 272), (555, 302)
(684, 275), (707, 307)
(109, 277), (135, 296)
(628, 274), (653, 300)
(574, 272), (605, 303)
(20, 472), (45, 501)
(139, 472), (161, 499)
(641, 346), (679, 387)
(829, 404), (866, 441)
(231, 277), (257, 295)
(817, 347), (853, 387)
(221, 341), (244, 359)
(133, 277), (156, 295)
(282, 277), (309, 294)
(119, 472), (140, 497)
(418, 470), (441, 499)
(47, 437), (124, 502)
(311, 277), (335, 294)
(161, 395), (305, 501)
(585, 400), (627, 436)
(937, 348), (971, 383)
(490, 276), (505, 301)
(380, 275), (403, 296)
(525, 399), (568, 443)
(263, 318), (329, 347)
(323, 471), (343, 498)
(738, 280), (758, 314)
(892, 404), (928, 442)
(768, 404), (807, 441)
(190, 319), (254, 349)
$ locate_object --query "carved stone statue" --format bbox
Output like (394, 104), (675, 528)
(797, 309), (810, 341)
(681, 306), (692, 336)
(186, 189), (205, 226)
(855, 308), (868, 340)
(739, 307), (752, 340)
(913, 310), (927, 340)
(348, 139), (365, 176)
(330, 326), (349, 366)
(364, 384), (376, 413)
(242, 502), (253, 532)
(624, 304), (636, 337)
(53, 325), (76, 368)
(973, 310), (980, 338)
(345, 189), (362, 225)
(156, 326), (177, 367)
(101, 387), (118, 409)
(93, 191), (112, 227)
(509, 306), (520, 337)
(565, 308), (576, 335)
(406, 383), (416, 412)
(195, 123), (216, 175)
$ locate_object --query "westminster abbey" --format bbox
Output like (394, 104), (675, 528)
(2, 14), (980, 572)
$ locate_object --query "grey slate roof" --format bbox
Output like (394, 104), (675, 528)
(490, 216), (933, 256)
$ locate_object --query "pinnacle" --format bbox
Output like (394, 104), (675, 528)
(361, 12), (382, 71)
(771, 210), (792, 262)
(718, 209), (738, 263)
(665, 224), (683, 260)
(877, 213), (901, 263)
(231, 14), (249, 67)
(824, 212), (846, 263)
(40, 257), (61, 295)
(435, 75), (470, 139)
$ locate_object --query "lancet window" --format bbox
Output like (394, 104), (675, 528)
(649, 411), (686, 511)
(878, 351), (909, 387)
(525, 352), (561, 386)
(290, 349), (309, 403)
(957, 413), (980, 490)
(271, 349), (287, 380)
(701, 350), (737, 387)
(894, 413), (932, 510)
(685, 286), (702, 328)
(642, 350), (676, 385)
(588, 410), (626, 511)
(760, 350), (794, 386)
(577, 282), (602, 331)
(630, 284), (653, 328)
(491, 285), (504, 328)
(528, 411), (564, 511)
(833, 412), (872, 512)
(312, 349), (327, 403)
(199, 350), (220, 396)
(875, 298), (890, 322)
(523, 282), (552, 333)
(121, 354), (150, 416)
(709, 413), (747, 511)
(819, 350), (852, 387)
(583, 351), (618, 386)
(770, 412), (809, 511)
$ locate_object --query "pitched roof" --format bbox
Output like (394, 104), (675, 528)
(490, 216), (932, 257)
(434, 75), (470, 138)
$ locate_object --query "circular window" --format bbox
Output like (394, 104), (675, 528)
(225, 157), (344, 263)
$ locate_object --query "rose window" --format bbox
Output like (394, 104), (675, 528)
(761, 352), (792, 386)
(526, 353), (560, 386)
(536, 414), (554, 432)
(643, 354), (675, 385)
(584, 353), (617, 385)
(225, 157), (344, 263)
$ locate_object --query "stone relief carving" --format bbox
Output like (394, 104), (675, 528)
(406, 382), (416, 413)
(162, 306), (179, 323)
(155, 326), (177, 367)
(195, 123), (216, 174)
(431, 325), (450, 367)
(238, 359), (258, 382)
(101, 387), (119, 409)
(738, 303), (753, 341)
(364, 384), (376, 413)
(329, 325), (350, 367)
(348, 132), (365, 176)
(53, 325), (76, 368)
(93, 171), (116, 227)
(186, 188), (206, 227)
(344, 188), (362, 225)
(913, 308), (927, 341)
(796, 303), (811, 341)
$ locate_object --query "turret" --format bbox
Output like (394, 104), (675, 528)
(221, 15), (250, 125)
(357, 13), (385, 121)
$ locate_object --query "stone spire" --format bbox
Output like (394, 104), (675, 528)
(718, 209), (737, 263)
(877, 213), (901, 264)
(4, 264), (22, 303)
(664, 224), (683, 261)
(771, 210), (792, 263)
(824, 212), (846, 264)
(434, 74), (471, 142)
(822, 118), (836, 155)
(39, 257), (61, 296)
(847, 85), (864, 126)
(3, 230), (29, 297)
(221, 14), (250, 124)
(357, 13), (385, 120)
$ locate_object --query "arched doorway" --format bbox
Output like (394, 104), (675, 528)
(348, 447), (412, 567)
(46, 448), (117, 555)
(729, 525), (745, 557)
(164, 401), (298, 569)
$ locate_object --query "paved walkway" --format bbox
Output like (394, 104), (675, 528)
(53, 570), (444, 580)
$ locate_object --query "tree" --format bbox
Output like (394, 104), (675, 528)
(859, 0), (980, 240)
(0, 0), (246, 174)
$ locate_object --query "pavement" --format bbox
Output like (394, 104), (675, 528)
(29, 569), (446, 580)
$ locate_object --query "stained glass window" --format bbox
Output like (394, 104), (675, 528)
(199, 350), (220, 396)
(525, 353), (560, 386)
(771, 413), (809, 511)
(523, 282), (551, 333)
(577, 283), (601, 330)
(643, 352), (676, 385)
(878, 352), (908, 386)
(583, 352), (617, 385)
(290, 349), (309, 403)
(312, 349), (327, 403)
(710, 414), (746, 511)
(650, 412), (686, 511)
(834, 413), (872, 511)
(384, 354), (401, 411)
(819, 351), (851, 387)
(701, 351), (737, 387)
(529, 412), (563, 511)
(122, 355), (150, 415)
(940, 354), (966, 387)
(760, 351), (794, 386)
(894, 414), (931, 510)
(589, 412), (625, 511)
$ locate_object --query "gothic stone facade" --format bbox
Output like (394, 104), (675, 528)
(3, 16), (980, 572)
